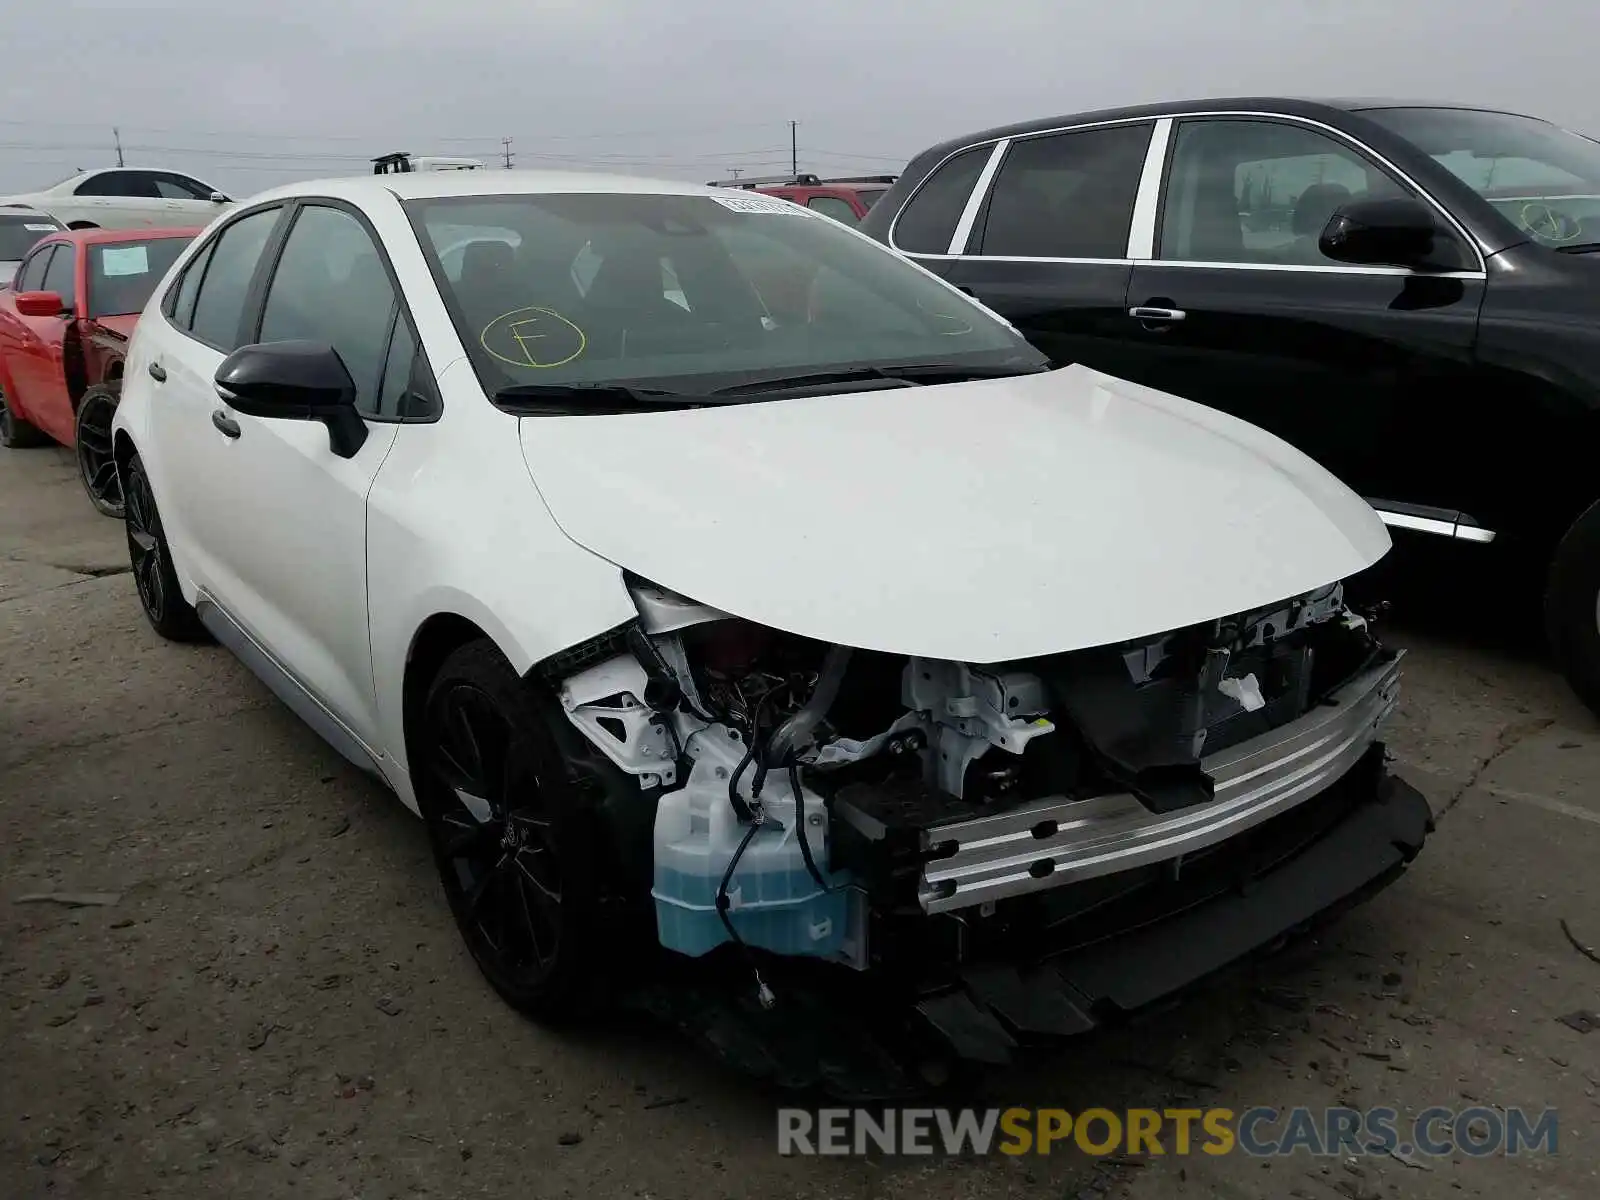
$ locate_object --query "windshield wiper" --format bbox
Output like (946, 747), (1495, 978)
(1555, 242), (1600, 254)
(711, 361), (1049, 397)
(493, 382), (713, 414)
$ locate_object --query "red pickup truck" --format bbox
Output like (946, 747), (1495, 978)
(705, 173), (896, 224)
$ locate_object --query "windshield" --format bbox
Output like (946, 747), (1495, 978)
(0, 214), (61, 261)
(1365, 107), (1600, 247)
(403, 191), (1044, 402)
(86, 237), (194, 319)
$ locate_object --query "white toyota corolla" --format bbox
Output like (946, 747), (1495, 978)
(109, 171), (1430, 1071)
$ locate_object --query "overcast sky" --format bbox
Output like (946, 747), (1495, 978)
(1, 0), (1595, 197)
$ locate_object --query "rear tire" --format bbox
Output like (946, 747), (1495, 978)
(75, 385), (124, 517)
(1545, 497), (1600, 718)
(122, 451), (208, 642)
(416, 640), (605, 1019)
(0, 383), (49, 448)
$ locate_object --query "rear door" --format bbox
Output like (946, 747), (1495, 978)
(71, 170), (167, 229)
(1118, 115), (1484, 512)
(933, 121), (1159, 379)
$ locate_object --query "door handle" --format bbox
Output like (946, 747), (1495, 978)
(147, 362), (166, 382)
(211, 409), (241, 438)
(1128, 306), (1187, 322)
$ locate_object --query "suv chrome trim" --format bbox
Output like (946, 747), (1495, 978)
(893, 108), (1487, 278)
(1125, 118), (1174, 259)
(946, 139), (1011, 255)
(916, 653), (1403, 914)
(1371, 507), (1498, 543)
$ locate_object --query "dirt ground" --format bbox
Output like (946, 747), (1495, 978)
(2, 442), (1597, 1200)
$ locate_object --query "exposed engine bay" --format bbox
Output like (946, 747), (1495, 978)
(546, 573), (1403, 998)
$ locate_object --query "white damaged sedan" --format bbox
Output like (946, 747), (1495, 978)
(110, 171), (1429, 1072)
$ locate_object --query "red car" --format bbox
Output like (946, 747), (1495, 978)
(0, 226), (199, 515)
(705, 173), (896, 224)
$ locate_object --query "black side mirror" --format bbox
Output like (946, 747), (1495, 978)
(1319, 197), (1440, 269)
(214, 340), (368, 458)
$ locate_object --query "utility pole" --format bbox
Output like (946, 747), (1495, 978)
(789, 120), (797, 176)
(501, 137), (514, 169)
(113, 127), (124, 167)
(729, 167), (743, 180)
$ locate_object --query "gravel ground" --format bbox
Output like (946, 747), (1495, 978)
(2, 443), (1597, 1199)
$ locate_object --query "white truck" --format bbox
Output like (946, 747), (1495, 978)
(371, 152), (484, 174)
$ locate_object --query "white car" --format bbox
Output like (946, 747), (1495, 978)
(0, 168), (232, 231)
(0, 207), (63, 285)
(108, 171), (1429, 1072)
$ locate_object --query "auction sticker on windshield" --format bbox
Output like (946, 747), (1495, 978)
(707, 195), (806, 215)
(100, 246), (151, 276)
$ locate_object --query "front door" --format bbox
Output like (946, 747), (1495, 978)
(1117, 116), (1485, 518)
(193, 202), (406, 748)
(8, 243), (78, 443)
(940, 121), (1155, 382)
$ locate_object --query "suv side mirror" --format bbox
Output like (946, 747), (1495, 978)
(1319, 197), (1440, 269)
(15, 290), (68, 317)
(214, 340), (368, 458)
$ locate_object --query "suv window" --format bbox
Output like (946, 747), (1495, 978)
(15, 245), (54, 293)
(74, 171), (157, 199)
(978, 123), (1153, 259)
(1160, 118), (1419, 266)
(42, 243), (75, 308)
(893, 145), (989, 253)
(149, 172), (215, 201)
(189, 207), (281, 350)
(807, 195), (859, 224)
(258, 205), (398, 416)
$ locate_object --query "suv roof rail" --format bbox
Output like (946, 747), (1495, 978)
(706, 172), (823, 188)
(818, 174), (898, 184)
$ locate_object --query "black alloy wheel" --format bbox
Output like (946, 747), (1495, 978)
(75, 386), (123, 517)
(420, 641), (599, 1017)
(122, 452), (207, 641)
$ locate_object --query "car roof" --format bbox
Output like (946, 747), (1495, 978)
(44, 226), (203, 248)
(240, 169), (740, 208)
(918, 96), (1548, 153)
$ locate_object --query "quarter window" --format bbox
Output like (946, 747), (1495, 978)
(42, 244), (75, 308)
(15, 245), (54, 293)
(977, 123), (1153, 259)
(892, 145), (989, 253)
(167, 242), (213, 330)
(1159, 119), (1418, 266)
(258, 205), (398, 416)
(189, 207), (282, 350)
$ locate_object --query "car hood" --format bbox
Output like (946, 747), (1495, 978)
(518, 364), (1390, 663)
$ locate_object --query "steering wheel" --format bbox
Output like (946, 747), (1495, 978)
(1518, 202), (1584, 244)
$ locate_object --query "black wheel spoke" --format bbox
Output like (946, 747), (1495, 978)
(89, 460), (119, 500)
(440, 811), (495, 857)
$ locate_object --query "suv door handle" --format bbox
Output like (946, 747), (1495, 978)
(147, 362), (166, 382)
(1129, 306), (1187, 322)
(211, 409), (241, 438)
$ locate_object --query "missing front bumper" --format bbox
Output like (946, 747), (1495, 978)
(898, 652), (1403, 914)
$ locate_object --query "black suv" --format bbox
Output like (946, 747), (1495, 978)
(860, 98), (1600, 713)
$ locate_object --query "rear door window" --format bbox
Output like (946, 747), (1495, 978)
(975, 122), (1154, 259)
(891, 146), (989, 253)
(187, 207), (283, 350)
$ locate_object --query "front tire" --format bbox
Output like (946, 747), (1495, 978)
(123, 451), (208, 642)
(0, 382), (48, 448)
(417, 640), (604, 1019)
(1546, 497), (1600, 717)
(75, 386), (124, 517)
